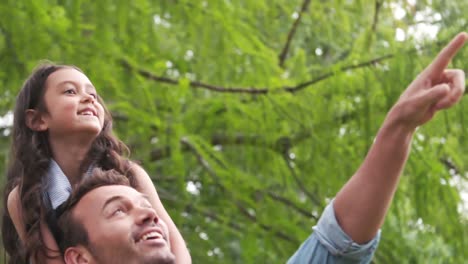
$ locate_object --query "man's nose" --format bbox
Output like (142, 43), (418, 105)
(135, 206), (160, 225)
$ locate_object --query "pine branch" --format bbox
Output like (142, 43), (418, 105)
(267, 191), (318, 220)
(186, 204), (297, 245)
(282, 155), (321, 206)
(121, 36), (454, 95)
(278, 0), (312, 68)
(120, 59), (269, 94)
(371, 0), (383, 32)
(182, 137), (299, 244)
(439, 157), (461, 176)
(121, 55), (392, 95)
(185, 204), (242, 231)
(284, 54), (393, 93)
(149, 131), (312, 161)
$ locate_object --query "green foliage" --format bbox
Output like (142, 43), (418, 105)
(1, 0), (468, 263)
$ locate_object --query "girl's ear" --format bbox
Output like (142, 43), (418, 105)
(64, 246), (93, 264)
(25, 109), (48, 131)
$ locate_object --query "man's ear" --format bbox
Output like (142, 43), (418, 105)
(25, 109), (48, 131)
(64, 246), (93, 264)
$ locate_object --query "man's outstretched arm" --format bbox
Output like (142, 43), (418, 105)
(334, 32), (467, 244)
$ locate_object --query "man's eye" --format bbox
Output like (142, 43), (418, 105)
(112, 207), (126, 216)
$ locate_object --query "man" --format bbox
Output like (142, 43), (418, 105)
(56, 169), (175, 264)
(57, 32), (467, 264)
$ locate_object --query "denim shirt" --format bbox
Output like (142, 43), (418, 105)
(41, 159), (95, 245)
(287, 201), (381, 264)
(42, 159), (95, 210)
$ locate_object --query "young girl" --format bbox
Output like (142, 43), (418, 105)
(1, 64), (191, 264)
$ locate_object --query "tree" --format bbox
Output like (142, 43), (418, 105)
(1, 0), (467, 263)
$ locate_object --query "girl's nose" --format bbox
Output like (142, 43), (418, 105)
(81, 93), (95, 104)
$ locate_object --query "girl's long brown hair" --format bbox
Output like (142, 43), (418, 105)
(1, 63), (137, 263)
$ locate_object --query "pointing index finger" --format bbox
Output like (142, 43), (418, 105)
(424, 32), (467, 77)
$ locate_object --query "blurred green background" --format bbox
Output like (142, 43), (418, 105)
(1, 0), (468, 263)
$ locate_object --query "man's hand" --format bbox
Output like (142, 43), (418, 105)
(388, 32), (467, 130)
(334, 32), (467, 244)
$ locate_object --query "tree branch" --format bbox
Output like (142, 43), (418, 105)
(266, 191), (318, 220)
(150, 131), (313, 161)
(439, 157), (460, 176)
(284, 54), (394, 93)
(186, 204), (296, 246)
(185, 204), (242, 231)
(150, 133), (267, 161)
(182, 137), (299, 244)
(278, 0), (312, 68)
(121, 53), (394, 95)
(0, 22), (25, 71)
(122, 33), (461, 96)
(120, 59), (269, 94)
(371, 0), (383, 32)
(282, 154), (322, 206)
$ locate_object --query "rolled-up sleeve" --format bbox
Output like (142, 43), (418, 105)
(287, 200), (381, 264)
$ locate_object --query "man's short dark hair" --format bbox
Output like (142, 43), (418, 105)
(56, 169), (130, 254)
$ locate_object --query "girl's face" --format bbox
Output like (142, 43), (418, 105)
(39, 68), (105, 138)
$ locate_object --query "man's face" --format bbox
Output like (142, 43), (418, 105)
(70, 185), (175, 264)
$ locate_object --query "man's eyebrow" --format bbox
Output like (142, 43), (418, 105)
(101, 195), (124, 212)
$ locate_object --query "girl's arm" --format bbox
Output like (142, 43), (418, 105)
(7, 186), (65, 264)
(132, 163), (192, 264)
(7, 186), (26, 240)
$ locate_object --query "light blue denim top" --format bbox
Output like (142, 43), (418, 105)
(287, 200), (381, 264)
(42, 159), (94, 209)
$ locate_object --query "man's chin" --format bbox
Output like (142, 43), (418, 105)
(140, 251), (176, 264)
(135, 242), (175, 264)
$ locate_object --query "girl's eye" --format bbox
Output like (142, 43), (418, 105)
(65, 89), (76, 94)
(89, 93), (97, 99)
